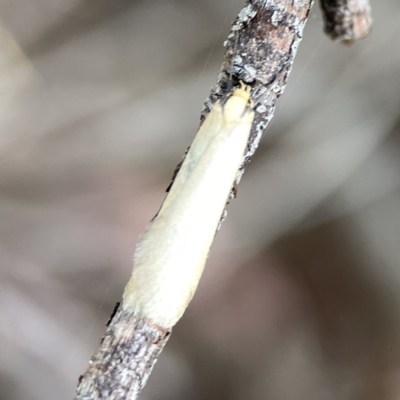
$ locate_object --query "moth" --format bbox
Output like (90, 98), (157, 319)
(123, 83), (255, 329)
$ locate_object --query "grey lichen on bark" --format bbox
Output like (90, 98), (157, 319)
(201, 0), (313, 200)
(319, 0), (372, 44)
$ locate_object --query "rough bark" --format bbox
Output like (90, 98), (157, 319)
(319, 0), (372, 43)
(201, 0), (313, 202)
(75, 303), (170, 400)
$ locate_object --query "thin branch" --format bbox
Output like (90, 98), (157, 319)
(74, 1), (317, 398)
(202, 0), (314, 198)
(75, 304), (170, 400)
(319, 0), (372, 44)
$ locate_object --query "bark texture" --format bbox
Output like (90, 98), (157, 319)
(201, 0), (313, 201)
(320, 0), (372, 43)
(75, 303), (170, 400)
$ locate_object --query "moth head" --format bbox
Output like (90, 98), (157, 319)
(231, 81), (253, 107)
(220, 81), (255, 124)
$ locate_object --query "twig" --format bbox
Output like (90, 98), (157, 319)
(319, 0), (372, 44)
(202, 0), (314, 198)
(74, 1), (316, 398)
(75, 304), (170, 400)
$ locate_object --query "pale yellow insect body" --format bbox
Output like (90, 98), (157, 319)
(123, 85), (255, 329)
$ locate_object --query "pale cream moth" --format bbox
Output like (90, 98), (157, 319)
(122, 84), (255, 329)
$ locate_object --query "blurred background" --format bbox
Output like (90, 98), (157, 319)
(0, 0), (399, 399)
